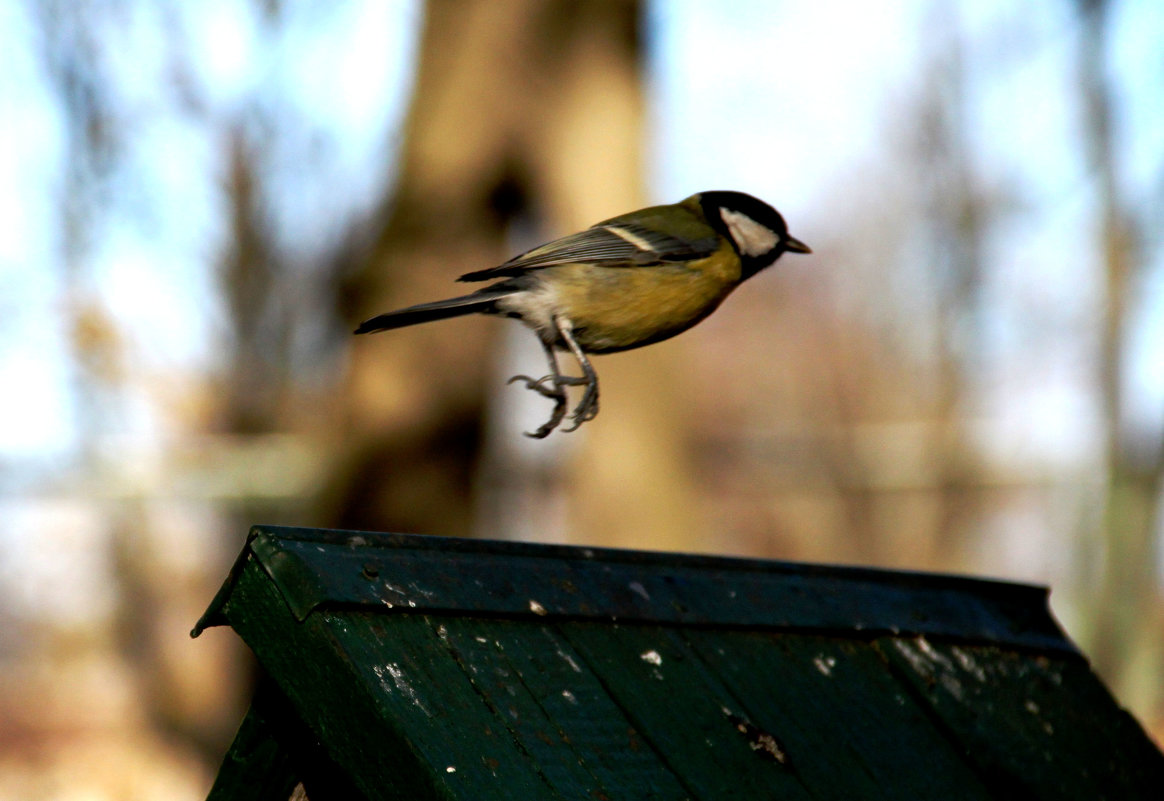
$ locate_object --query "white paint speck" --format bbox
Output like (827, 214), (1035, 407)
(561, 689), (577, 704)
(813, 654), (836, 676)
(446, 766), (456, 774)
(407, 582), (437, 600)
(373, 662), (432, 716)
(556, 645), (583, 673)
(950, 645), (987, 681)
(942, 676), (965, 700)
(529, 599), (547, 616)
(640, 649), (663, 666)
(628, 581), (650, 602)
(896, 635), (954, 675)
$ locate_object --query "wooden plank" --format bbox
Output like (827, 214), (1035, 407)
(220, 560), (408, 800)
(206, 697), (301, 801)
(330, 613), (564, 800)
(880, 637), (1164, 800)
(683, 629), (996, 801)
(561, 621), (815, 800)
(221, 556), (558, 801)
(205, 679), (368, 801)
(434, 617), (691, 800)
(198, 526), (1071, 652)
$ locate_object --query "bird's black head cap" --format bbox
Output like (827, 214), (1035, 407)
(698, 190), (810, 280)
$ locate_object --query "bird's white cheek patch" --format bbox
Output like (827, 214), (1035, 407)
(720, 208), (779, 257)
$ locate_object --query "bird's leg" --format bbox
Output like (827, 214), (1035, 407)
(555, 318), (599, 432)
(507, 318), (598, 437)
(508, 338), (575, 438)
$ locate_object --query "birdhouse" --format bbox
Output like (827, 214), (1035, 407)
(194, 525), (1164, 799)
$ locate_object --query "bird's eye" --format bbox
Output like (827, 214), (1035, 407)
(719, 208), (779, 257)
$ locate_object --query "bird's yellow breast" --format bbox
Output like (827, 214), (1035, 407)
(541, 241), (742, 353)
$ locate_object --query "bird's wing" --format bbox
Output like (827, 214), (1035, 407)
(458, 220), (718, 282)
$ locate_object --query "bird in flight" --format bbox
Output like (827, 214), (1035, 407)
(355, 191), (810, 438)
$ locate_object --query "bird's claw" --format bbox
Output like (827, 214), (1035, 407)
(508, 373), (599, 438)
(561, 382), (599, 433)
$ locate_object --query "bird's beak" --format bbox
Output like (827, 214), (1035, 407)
(784, 236), (812, 254)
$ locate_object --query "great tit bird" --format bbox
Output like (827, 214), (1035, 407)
(355, 191), (810, 438)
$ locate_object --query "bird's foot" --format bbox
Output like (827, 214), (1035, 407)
(508, 373), (592, 438)
(507, 373), (587, 397)
(562, 379), (599, 433)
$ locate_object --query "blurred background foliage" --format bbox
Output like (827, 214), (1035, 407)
(1, 0), (1162, 797)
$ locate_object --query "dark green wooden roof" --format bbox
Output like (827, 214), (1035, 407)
(196, 525), (1164, 800)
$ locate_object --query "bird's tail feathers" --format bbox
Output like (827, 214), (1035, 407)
(353, 289), (513, 335)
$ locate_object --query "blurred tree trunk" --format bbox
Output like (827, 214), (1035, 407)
(863, 5), (985, 572)
(922, 9), (984, 568)
(112, 129), (282, 766)
(324, 0), (699, 548)
(1076, 0), (1164, 723)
